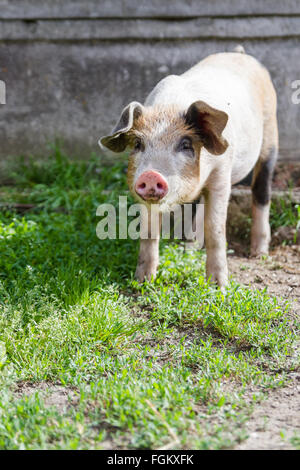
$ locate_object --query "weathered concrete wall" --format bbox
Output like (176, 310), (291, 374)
(0, 0), (299, 160)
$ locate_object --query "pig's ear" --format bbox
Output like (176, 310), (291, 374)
(99, 101), (144, 153)
(185, 100), (229, 155)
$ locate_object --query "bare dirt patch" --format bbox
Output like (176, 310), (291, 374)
(228, 245), (300, 315)
(235, 377), (300, 450)
(273, 162), (300, 190)
(228, 245), (300, 450)
(14, 382), (79, 414)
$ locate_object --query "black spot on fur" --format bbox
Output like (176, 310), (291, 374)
(252, 147), (277, 206)
(235, 169), (253, 186)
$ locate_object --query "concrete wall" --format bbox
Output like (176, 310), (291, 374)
(0, 0), (300, 160)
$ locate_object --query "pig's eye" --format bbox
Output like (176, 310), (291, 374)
(134, 138), (143, 152)
(178, 137), (194, 156)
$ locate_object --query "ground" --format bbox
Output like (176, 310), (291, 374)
(0, 152), (299, 450)
(229, 247), (300, 449)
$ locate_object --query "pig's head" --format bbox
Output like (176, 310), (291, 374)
(99, 100), (228, 211)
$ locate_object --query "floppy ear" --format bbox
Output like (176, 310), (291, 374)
(99, 101), (144, 153)
(185, 100), (229, 155)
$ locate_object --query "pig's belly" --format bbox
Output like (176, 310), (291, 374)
(231, 147), (261, 185)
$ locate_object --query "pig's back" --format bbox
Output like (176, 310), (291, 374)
(146, 52), (270, 114)
(188, 53), (276, 183)
(145, 52), (276, 184)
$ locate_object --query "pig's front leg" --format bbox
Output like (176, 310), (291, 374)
(204, 183), (231, 288)
(135, 207), (161, 282)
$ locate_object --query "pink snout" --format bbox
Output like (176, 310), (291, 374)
(135, 170), (168, 201)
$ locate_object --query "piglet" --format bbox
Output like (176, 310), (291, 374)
(99, 48), (278, 288)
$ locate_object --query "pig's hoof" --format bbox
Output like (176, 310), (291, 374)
(217, 279), (228, 291)
(250, 233), (270, 258)
(207, 271), (228, 289)
(250, 244), (269, 258)
(135, 264), (157, 283)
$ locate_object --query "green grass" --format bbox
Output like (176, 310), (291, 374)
(270, 196), (300, 232)
(0, 149), (299, 449)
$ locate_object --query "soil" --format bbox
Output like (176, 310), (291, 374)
(273, 162), (300, 190)
(228, 245), (300, 306)
(228, 246), (300, 450)
(235, 379), (300, 450)
(13, 382), (79, 415)
(227, 162), (300, 449)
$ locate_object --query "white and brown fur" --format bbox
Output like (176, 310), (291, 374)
(99, 48), (278, 288)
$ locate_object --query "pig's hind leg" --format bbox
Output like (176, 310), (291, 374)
(251, 118), (278, 257)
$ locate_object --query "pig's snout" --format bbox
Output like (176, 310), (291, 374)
(135, 170), (168, 201)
